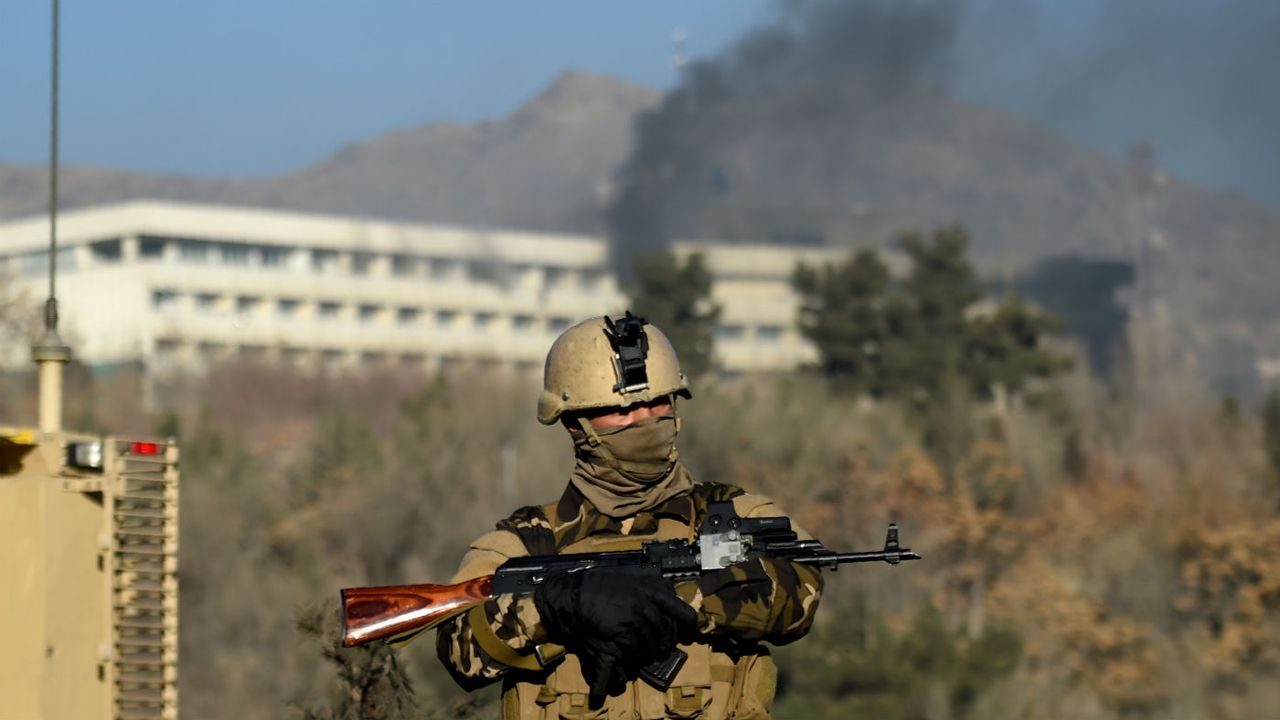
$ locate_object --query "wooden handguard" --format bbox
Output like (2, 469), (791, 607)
(341, 576), (495, 648)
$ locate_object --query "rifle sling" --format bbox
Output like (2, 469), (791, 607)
(386, 626), (428, 650)
(467, 604), (564, 672)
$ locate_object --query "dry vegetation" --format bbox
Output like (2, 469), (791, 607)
(3, 358), (1278, 719)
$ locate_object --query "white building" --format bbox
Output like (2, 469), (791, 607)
(0, 201), (845, 375)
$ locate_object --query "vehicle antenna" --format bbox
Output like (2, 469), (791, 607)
(33, 0), (71, 436)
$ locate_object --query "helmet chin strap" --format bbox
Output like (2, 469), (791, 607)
(576, 414), (604, 448)
(574, 415), (627, 474)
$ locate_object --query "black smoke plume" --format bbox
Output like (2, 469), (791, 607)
(606, 0), (968, 285)
(606, 0), (1280, 286)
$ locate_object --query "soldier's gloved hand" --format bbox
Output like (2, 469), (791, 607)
(533, 568), (697, 698)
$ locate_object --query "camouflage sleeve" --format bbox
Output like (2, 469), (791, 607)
(678, 557), (824, 643)
(676, 494), (824, 644)
(435, 530), (548, 688)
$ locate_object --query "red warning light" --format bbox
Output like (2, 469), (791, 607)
(130, 441), (162, 455)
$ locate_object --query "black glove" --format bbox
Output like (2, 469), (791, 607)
(533, 568), (697, 698)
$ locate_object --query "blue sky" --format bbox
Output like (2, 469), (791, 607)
(0, 1), (772, 176)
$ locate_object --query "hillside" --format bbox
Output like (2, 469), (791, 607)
(0, 71), (659, 233)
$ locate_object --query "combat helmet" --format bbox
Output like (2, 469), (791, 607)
(537, 312), (690, 425)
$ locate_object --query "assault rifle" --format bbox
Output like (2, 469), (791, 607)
(341, 501), (920, 687)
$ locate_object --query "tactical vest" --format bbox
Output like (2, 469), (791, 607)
(498, 483), (777, 720)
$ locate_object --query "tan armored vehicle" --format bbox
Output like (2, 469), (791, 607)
(0, 425), (180, 720)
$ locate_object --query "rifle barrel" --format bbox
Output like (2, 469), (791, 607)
(793, 549), (922, 566)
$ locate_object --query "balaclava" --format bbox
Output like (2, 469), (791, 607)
(569, 407), (691, 518)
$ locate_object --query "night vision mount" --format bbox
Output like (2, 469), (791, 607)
(604, 311), (650, 394)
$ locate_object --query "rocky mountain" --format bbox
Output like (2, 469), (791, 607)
(261, 71), (660, 232)
(0, 71), (660, 233)
(0, 163), (241, 225)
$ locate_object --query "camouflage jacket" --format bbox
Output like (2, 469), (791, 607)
(436, 478), (824, 690)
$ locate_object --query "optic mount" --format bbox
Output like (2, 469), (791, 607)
(604, 311), (650, 394)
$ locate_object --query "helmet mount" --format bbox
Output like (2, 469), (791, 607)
(604, 311), (650, 394)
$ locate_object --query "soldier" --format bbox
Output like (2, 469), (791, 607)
(436, 313), (823, 719)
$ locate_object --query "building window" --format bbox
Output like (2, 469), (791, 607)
(360, 351), (386, 367)
(321, 349), (345, 369)
(221, 245), (250, 267)
(428, 258), (456, 281)
(154, 339), (181, 358)
(90, 238), (122, 263)
(260, 246), (290, 268)
(400, 353), (425, 369)
(397, 307), (421, 325)
(139, 236), (167, 259)
(277, 298), (300, 318)
(179, 240), (208, 263)
(18, 252), (44, 276)
(474, 312), (495, 331)
(239, 345), (267, 361)
(715, 324), (745, 342)
(312, 249), (338, 274)
(579, 268), (604, 291)
(392, 255), (418, 277)
(236, 295), (261, 315)
(544, 267), (566, 290)
(351, 252), (374, 276)
(467, 260), (500, 284)
(435, 309), (457, 328)
(195, 293), (219, 313)
(151, 289), (179, 312)
(198, 341), (225, 360)
(55, 246), (77, 272)
(549, 316), (572, 332)
(318, 301), (342, 319)
(282, 347), (307, 365)
(757, 325), (784, 343)
(512, 315), (534, 333)
(358, 304), (382, 323)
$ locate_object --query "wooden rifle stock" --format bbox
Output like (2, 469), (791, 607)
(341, 576), (495, 648)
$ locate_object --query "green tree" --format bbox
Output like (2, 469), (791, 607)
(297, 605), (418, 720)
(792, 226), (987, 404)
(793, 250), (914, 396)
(902, 227), (983, 336)
(628, 250), (721, 378)
(1219, 393), (1242, 424)
(898, 226), (985, 404)
(794, 226), (1068, 406)
(964, 294), (1072, 400)
(774, 595), (1021, 720)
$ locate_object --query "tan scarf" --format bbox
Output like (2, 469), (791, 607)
(570, 414), (692, 518)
